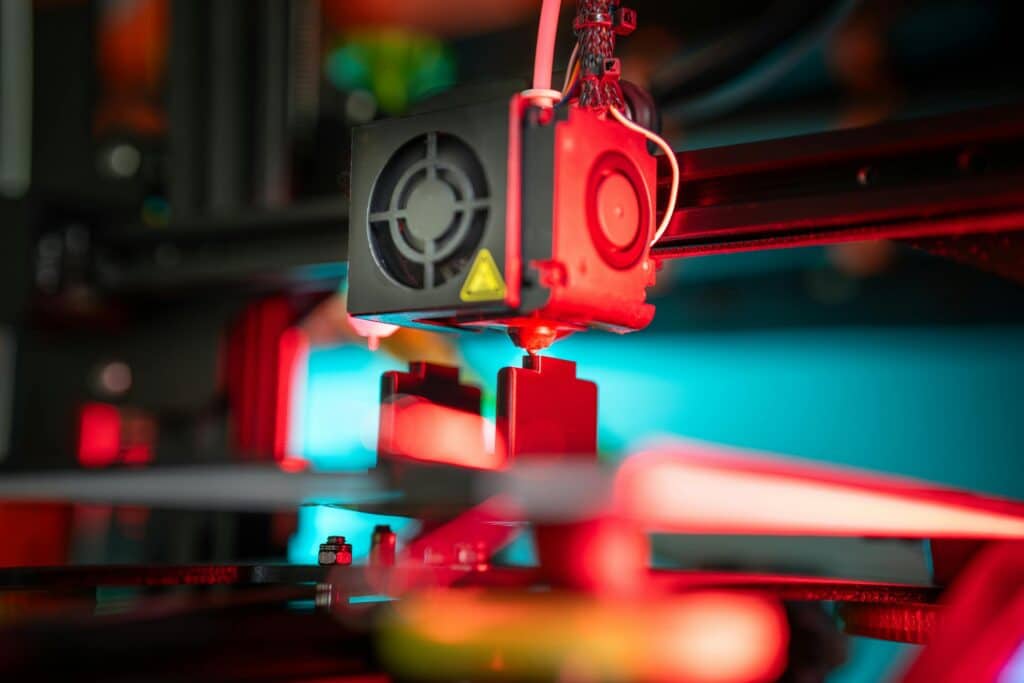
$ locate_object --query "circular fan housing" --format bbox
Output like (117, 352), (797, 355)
(368, 132), (490, 290)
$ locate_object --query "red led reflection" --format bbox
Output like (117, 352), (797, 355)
(614, 447), (1024, 539)
(654, 592), (788, 683)
(371, 497), (523, 597)
(386, 397), (505, 470)
(78, 403), (121, 468)
(390, 589), (788, 683)
(536, 517), (649, 596)
(120, 444), (152, 465)
(904, 542), (1024, 683)
(274, 327), (309, 466)
(278, 457), (309, 473)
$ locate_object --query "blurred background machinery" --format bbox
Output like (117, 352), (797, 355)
(2, 1), (1024, 681)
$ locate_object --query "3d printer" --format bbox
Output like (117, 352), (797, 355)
(1, 1), (1024, 681)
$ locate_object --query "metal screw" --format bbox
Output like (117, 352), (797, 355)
(318, 536), (353, 566)
(453, 541), (489, 572)
(315, 582), (333, 608)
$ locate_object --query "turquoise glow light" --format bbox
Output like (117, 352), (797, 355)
(349, 594), (396, 605)
(293, 327), (1024, 494)
(283, 345), (409, 566)
(459, 327), (1024, 498)
(289, 345), (404, 471)
(289, 326), (1024, 682)
(288, 505), (415, 565)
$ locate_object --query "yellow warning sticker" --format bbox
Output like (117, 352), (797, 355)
(459, 248), (507, 302)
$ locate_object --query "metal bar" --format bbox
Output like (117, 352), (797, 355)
(254, 0), (291, 207)
(288, 0), (321, 137)
(0, 0), (32, 198)
(0, 564), (325, 589)
(653, 104), (1024, 258)
(168, 0), (208, 218)
(0, 465), (392, 510)
(101, 199), (349, 244)
(93, 199), (348, 291)
(207, 0), (247, 211)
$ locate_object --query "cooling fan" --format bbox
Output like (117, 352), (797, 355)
(347, 95), (659, 344)
(348, 98), (512, 323)
(368, 132), (490, 290)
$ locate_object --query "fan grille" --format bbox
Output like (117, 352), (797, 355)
(368, 132), (490, 290)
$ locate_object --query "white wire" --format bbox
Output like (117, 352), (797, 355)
(522, 43), (580, 109)
(519, 88), (564, 108)
(522, 6), (676, 245)
(607, 106), (680, 247)
(533, 0), (563, 90)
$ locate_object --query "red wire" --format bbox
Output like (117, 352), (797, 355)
(532, 0), (562, 90)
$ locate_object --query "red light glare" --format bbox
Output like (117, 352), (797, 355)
(0, 503), (72, 567)
(403, 496), (521, 569)
(589, 521), (648, 595)
(373, 497), (523, 597)
(904, 542), (1024, 683)
(614, 448), (1024, 538)
(384, 589), (788, 683)
(274, 327), (309, 465)
(653, 592), (788, 683)
(278, 457), (309, 473)
(386, 396), (505, 470)
(98, 0), (168, 92)
(119, 410), (156, 466)
(322, 0), (543, 37)
(77, 403), (121, 468)
(119, 444), (152, 465)
(536, 517), (649, 596)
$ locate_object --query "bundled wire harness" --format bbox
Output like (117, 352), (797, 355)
(575, 0), (626, 110)
(526, 0), (678, 247)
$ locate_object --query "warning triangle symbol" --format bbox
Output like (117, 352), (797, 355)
(460, 248), (507, 302)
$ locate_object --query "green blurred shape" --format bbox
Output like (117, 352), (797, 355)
(325, 30), (456, 115)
